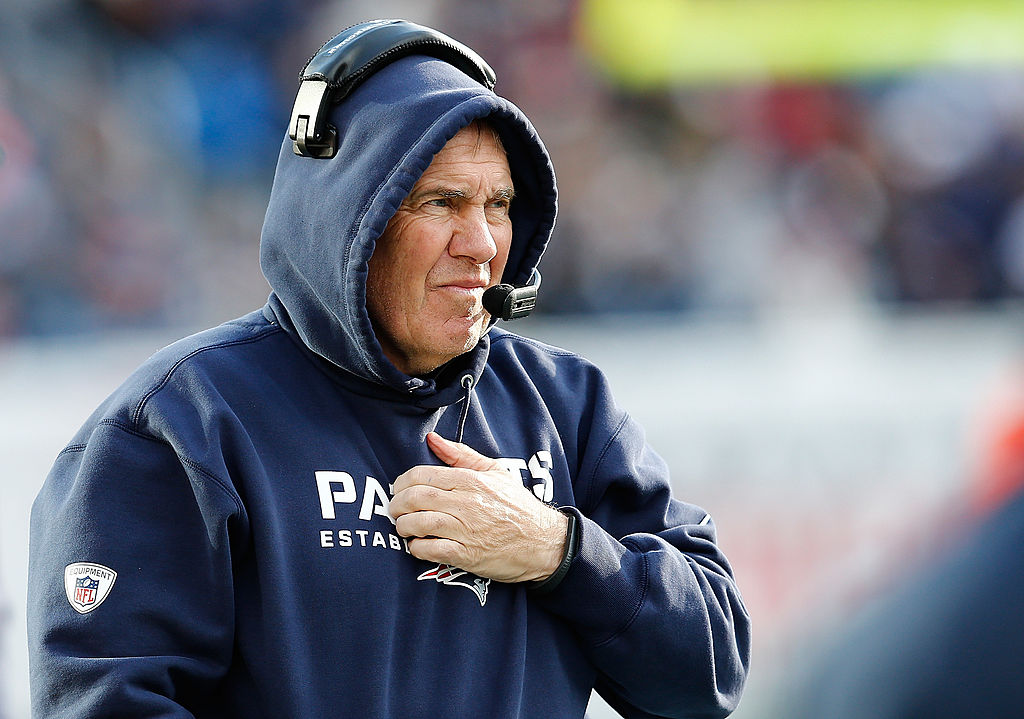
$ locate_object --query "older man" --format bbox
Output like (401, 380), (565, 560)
(28, 20), (749, 718)
(370, 120), (569, 582)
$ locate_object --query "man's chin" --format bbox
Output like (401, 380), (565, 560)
(405, 315), (484, 371)
(446, 321), (486, 355)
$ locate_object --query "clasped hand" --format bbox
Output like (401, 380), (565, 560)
(389, 432), (567, 583)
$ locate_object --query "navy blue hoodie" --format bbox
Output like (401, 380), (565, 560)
(28, 50), (750, 718)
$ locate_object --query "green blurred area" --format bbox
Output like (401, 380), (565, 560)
(579, 0), (1024, 85)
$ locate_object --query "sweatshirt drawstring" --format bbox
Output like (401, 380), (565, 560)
(455, 374), (474, 443)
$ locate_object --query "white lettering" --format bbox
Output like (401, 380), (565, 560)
(316, 471), (356, 519)
(528, 451), (554, 503)
(497, 457), (528, 480)
(324, 21), (387, 56)
(318, 530), (410, 553)
(359, 476), (393, 523)
(315, 454), (556, 555)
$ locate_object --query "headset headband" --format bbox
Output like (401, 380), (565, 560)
(289, 19), (497, 158)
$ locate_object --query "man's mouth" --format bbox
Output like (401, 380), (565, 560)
(437, 277), (488, 293)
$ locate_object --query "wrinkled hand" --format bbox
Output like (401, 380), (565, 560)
(389, 432), (568, 583)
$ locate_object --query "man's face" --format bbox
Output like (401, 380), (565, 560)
(366, 123), (514, 376)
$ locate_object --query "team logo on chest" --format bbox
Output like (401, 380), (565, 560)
(314, 449), (556, 608)
(64, 562), (117, 614)
(417, 564), (490, 606)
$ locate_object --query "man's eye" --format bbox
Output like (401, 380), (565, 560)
(426, 198), (451, 208)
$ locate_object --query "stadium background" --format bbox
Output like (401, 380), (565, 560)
(3, 1), (1024, 716)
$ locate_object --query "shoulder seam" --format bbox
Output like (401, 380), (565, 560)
(489, 331), (579, 358)
(56, 443), (88, 459)
(131, 325), (282, 428)
(77, 419), (246, 518)
(55, 418), (167, 459)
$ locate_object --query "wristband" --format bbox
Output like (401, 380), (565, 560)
(529, 508), (579, 595)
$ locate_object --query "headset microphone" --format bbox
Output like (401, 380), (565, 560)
(483, 270), (541, 321)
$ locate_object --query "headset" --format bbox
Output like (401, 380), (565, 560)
(289, 19), (495, 159)
(483, 269), (541, 321)
(287, 19), (539, 321)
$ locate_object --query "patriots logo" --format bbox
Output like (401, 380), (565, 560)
(417, 564), (490, 606)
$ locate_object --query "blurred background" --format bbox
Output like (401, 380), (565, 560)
(3, 0), (1024, 717)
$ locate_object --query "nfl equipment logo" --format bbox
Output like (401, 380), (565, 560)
(64, 562), (117, 614)
(74, 576), (100, 607)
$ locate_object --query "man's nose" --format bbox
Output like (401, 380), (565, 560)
(449, 208), (498, 264)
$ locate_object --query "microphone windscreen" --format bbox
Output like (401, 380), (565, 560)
(483, 284), (514, 319)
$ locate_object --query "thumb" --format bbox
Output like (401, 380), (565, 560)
(426, 432), (503, 472)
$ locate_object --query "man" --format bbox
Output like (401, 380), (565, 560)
(28, 20), (750, 718)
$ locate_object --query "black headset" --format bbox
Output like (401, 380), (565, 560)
(287, 19), (538, 321)
(289, 19), (496, 159)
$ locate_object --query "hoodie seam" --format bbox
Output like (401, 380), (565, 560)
(489, 330), (620, 513)
(581, 413), (644, 648)
(580, 412), (631, 515)
(591, 545), (650, 649)
(489, 331), (578, 358)
(131, 326), (283, 428)
(61, 419), (246, 518)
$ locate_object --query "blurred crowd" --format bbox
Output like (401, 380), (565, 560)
(5, 5), (1024, 716)
(3, 0), (1024, 338)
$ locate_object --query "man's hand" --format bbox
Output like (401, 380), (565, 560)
(389, 432), (568, 583)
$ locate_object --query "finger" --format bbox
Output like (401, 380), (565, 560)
(426, 432), (504, 472)
(406, 536), (466, 567)
(389, 483), (453, 520)
(391, 464), (461, 496)
(394, 509), (465, 540)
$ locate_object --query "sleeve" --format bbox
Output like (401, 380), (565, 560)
(535, 378), (751, 719)
(27, 420), (245, 718)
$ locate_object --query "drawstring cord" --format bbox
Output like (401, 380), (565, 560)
(455, 374), (474, 443)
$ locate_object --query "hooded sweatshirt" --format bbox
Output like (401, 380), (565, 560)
(28, 51), (750, 719)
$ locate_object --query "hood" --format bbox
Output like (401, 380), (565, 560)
(259, 53), (557, 394)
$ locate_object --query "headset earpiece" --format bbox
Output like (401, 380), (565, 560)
(289, 19), (497, 158)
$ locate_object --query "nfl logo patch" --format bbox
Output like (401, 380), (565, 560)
(64, 562), (117, 614)
(74, 576), (99, 606)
